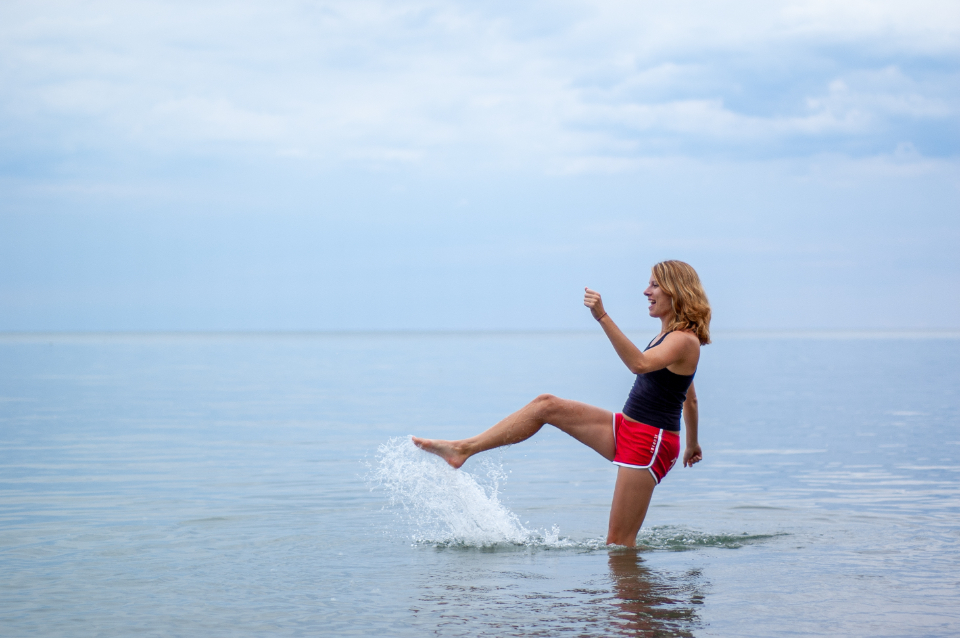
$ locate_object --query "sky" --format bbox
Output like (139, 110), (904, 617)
(1, 0), (958, 331)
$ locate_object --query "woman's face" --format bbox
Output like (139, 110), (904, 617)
(644, 275), (673, 320)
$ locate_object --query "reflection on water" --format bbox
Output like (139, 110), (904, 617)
(608, 550), (703, 637)
(408, 547), (704, 637)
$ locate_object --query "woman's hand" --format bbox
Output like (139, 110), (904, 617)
(683, 444), (702, 468)
(584, 287), (606, 320)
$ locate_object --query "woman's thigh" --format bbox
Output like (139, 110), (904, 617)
(607, 466), (657, 546)
(541, 397), (615, 461)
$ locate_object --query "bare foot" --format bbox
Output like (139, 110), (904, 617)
(411, 436), (469, 469)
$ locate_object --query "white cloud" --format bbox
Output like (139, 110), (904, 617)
(779, 0), (960, 51)
(149, 97), (284, 142)
(0, 0), (957, 173)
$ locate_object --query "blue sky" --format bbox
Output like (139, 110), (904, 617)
(1, 0), (958, 331)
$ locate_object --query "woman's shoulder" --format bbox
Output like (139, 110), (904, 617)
(666, 330), (701, 350)
(667, 329), (700, 343)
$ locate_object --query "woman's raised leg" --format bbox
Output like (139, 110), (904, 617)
(412, 394), (615, 469)
(606, 466), (657, 546)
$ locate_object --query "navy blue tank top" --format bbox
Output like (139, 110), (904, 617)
(622, 332), (694, 432)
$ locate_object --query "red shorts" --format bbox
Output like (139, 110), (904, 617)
(612, 413), (681, 484)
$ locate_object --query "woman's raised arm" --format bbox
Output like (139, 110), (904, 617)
(583, 287), (694, 374)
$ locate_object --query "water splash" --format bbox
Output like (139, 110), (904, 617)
(636, 527), (782, 551)
(372, 436), (535, 546)
(371, 437), (781, 551)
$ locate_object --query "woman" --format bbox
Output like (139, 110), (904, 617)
(413, 260), (711, 547)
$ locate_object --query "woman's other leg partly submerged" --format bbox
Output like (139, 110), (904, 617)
(607, 466), (657, 546)
(412, 394), (615, 469)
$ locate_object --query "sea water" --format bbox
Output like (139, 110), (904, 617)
(1, 331), (958, 637)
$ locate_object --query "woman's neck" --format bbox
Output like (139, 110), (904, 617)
(659, 314), (674, 334)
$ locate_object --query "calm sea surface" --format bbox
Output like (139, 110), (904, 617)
(1, 332), (958, 637)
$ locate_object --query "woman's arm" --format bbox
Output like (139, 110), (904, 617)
(682, 382), (702, 467)
(583, 287), (694, 374)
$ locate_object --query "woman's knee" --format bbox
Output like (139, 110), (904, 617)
(530, 393), (562, 419)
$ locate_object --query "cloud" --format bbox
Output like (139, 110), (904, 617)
(0, 0), (957, 175)
(149, 97), (284, 142)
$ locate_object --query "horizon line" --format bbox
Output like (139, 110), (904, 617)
(1, 328), (959, 339)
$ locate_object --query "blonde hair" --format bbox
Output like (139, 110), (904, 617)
(652, 260), (711, 345)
